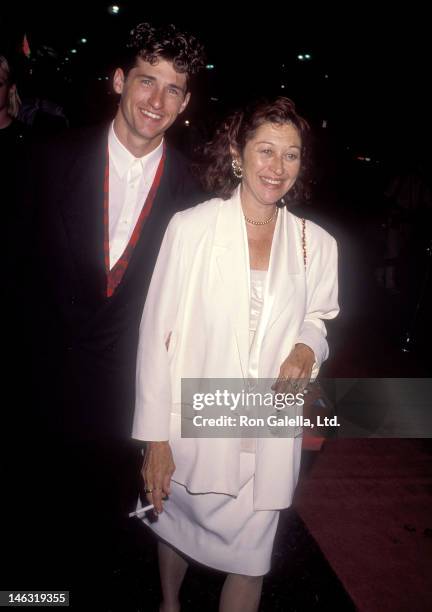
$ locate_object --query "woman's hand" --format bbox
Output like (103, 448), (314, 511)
(141, 441), (175, 514)
(272, 343), (315, 395)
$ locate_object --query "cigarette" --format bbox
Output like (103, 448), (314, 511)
(128, 503), (154, 518)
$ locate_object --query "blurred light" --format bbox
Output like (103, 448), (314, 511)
(108, 5), (120, 14)
(297, 54), (304, 60)
(210, 97), (219, 101)
(281, 84), (286, 89)
(304, 53), (311, 59)
(105, 76), (109, 80)
(70, 49), (77, 54)
(324, 74), (329, 79)
(80, 38), (87, 44)
(322, 120), (327, 128)
(184, 120), (190, 126)
(65, 57), (70, 62)
(206, 64), (215, 70)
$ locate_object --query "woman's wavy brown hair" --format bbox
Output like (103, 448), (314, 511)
(199, 97), (310, 203)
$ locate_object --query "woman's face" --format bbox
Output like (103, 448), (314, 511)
(237, 121), (302, 207)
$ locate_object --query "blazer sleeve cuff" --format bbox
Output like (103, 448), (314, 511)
(132, 404), (171, 442)
(295, 320), (329, 373)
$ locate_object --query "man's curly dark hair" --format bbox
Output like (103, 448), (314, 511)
(119, 22), (206, 86)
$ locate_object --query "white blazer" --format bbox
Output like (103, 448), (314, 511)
(133, 187), (339, 510)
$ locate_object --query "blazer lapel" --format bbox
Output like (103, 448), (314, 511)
(59, 128), (107, 304)
(212, 192), (303, 379)
(263, 208), (301, 333)
(213, 188), (250, 379)
(251, 208), (301, 360)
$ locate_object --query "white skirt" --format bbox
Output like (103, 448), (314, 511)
(138, 452), (279, 576)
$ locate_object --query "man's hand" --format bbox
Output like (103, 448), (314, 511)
(272, 343), (315, 395)
(142, 441), (175, 514)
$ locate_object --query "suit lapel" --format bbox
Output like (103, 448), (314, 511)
(59, 127), (107, 304)
(60, 134), (180, 310)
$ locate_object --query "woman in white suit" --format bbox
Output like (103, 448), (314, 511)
(133, 97), (339, 612)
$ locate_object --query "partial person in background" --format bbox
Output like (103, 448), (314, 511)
(0, 54), (23, 127)
(2, 53), (29, 350)
(0, 55), (28, 194)
(133, 97), (339, 612)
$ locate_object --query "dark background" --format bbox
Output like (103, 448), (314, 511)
(2, 3), (430, 161)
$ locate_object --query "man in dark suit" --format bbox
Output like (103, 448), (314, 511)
(8, 22), (206, 602)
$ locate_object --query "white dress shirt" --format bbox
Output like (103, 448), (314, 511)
(107, 123), (163, 269)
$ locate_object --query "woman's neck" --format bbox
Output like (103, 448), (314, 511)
(240, 184), (277, 223)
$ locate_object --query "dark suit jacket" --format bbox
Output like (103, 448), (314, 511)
(19, 124), (204, 441)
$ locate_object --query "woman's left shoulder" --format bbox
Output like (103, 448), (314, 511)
(287, 211), (336, 246)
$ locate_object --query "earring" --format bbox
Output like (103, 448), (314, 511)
(231, 158), (243, 179)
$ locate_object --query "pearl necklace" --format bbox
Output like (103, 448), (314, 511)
(244, 208), (278, 226)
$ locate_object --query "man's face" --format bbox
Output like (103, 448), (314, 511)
(113, 57), (190, 152)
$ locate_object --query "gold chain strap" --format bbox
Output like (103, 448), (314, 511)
(301, 218), (307, 268)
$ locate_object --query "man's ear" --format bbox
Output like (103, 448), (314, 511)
(113, 68), (125, 95)
(178, 91), (191, 115)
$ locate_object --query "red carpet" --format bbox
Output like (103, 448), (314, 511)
(294, 439), (432, 612)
